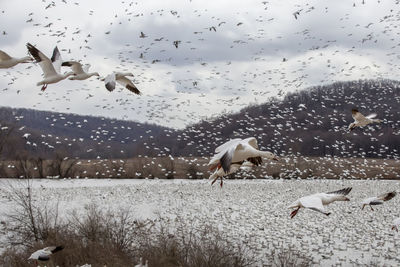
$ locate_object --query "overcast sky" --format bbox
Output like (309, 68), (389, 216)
(0, 0), (399, 128)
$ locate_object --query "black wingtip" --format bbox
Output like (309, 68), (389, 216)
(52, 246), (64, 253)
(327, 187), (352, 196)
(26, 43), (41, 62)
(51, 46), (60, 62)
(126, 84), (141, 95)
(61, 61), (72, 67)
(219, 151), (232, 173)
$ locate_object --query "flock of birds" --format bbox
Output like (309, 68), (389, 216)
(0, 44), (141, 95)
(0, 0), (399, 264)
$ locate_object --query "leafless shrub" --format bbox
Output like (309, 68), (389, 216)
(159, 157), (175, 179)
(48, 152), (77, 178)
(4, 179), (61, 245)
(133, 216), (255, 267)
(186, 164), (202, 179)
(269, 244), (312, 267)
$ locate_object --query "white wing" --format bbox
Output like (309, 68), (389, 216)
(62, 61), (84, 74)
(300, 196), (327, 214)
(243, 137), (258, 149)
(82, 64), (90, 73)
(0, 50), (12, 61)
(104, 73), (116, 92)
(27, 43), (58, 78)
(365, 113), (377, 119)
(215, 138), (242, 153)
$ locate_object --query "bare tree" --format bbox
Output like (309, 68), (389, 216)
(0, 122), (14, 158)
(48, 152), (78, 178)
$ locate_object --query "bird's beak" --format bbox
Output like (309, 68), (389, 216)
(344, 197), (350, 201)
(273, 156), (280, 161)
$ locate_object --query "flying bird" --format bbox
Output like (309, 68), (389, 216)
(361, 191), (396, 211)
(208, 137), (279, 174)
(288, 187), (352, 218)
(348, 109), (381, 131)
(103, 72), (141, 95)
(26, 43), (74, 91)
(293, 10), (301, 19)
(28, 246), (64, 261)
(0, 50), (32, 69)
(61, 61), (99, 80)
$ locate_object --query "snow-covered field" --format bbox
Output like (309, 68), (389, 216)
(1, 178), (400, 266)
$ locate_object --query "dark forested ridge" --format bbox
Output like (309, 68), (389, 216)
(1, 79), (400, 160)
(147, 79), (400, 159)
(0, 107), (171, 159)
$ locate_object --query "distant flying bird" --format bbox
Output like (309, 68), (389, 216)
(27, 43), (74, 91)
(0, 50), (32, 69)
(293, 10), (301, 19)
(208, 137), (279, 174)
(173, 40), (181, 48)
(348, 109), (381, 131)
(28, 246), (64, 261)
(140, 31), (147, 38)
(288, 187), (352, 218)
(104, 72), (141, 95)
(361, 191), (396, 211)
(61, 61), (99, 80)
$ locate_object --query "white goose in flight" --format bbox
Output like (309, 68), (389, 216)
(61, 61), (99, 80)
(288, 187), (352, 218)
(0, 49), (32, 68)
(361, 191), (396, 211)
(104, 72), (141, 95)
(28, 246), (64, 261)
(26, 43), (74, 91)
(348, 108), (381, 131)
(208, 137), (279, 174)
(209, 160), (255, 187)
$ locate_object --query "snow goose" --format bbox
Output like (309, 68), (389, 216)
(288, 187), (352, 218)
(26, 43), (74, 91)
(28, 246), (64, 261)
(0, 49), (32, 68)
(209, 160), (255, 187)
(361, 191), (396, 211)
(208, 137), (278, 174)
(104, 72), (141, 95)
(348, 109), (381, 131)
(392, 218), (400, 232)
(61, 61), (99, 80)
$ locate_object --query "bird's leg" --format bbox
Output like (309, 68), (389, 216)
(290, 207), (300, 219)
(41, 84), (47, 91)
(220, 177), (223, 188)
(211, 176), (219, 186)
(370, 205), (374, 211)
